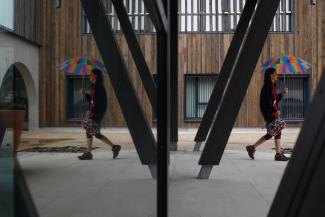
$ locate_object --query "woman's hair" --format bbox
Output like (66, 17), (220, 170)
(91, 69), (104, 87)
(264, 67), (276, 86)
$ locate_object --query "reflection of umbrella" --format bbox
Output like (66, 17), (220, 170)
(58, 56), (105, 75)
(58, 56), (105, 89)
(259, 55), (312, 75)
(259, 55), (312, 86)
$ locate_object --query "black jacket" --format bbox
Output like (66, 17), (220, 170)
(259, 82), (283, 122)
(85, 83), (107, 122)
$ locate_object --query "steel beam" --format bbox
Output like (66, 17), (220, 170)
(268, 68), (325, 217)
(168, 0), (178, 151)
(157, 31), (169, 216)
(198, 0), (281, 179)
(111, 0), (157, 110)
(80, 0), (157, 167)
(193, 0), (258, 151)
(143, 0), (168, 33)
(157, 0), (169, 215)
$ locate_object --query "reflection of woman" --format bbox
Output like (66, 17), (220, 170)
(246, 68), (289, 161)
(78, 69), (121, 160)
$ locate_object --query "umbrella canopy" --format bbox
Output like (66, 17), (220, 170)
(58, 56), (106, 75)
(259, 55), (312, 75)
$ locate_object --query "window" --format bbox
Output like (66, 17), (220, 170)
(179, 0), (293, 33)
(185, 75), (217, 120)
(271, 0), (293, 32)
(66, 76), (90, 120)
(277, 75), (309, 121)
(0, 0), (14, 30)
(82, 0), (155, 34)
(179, 0), (200, 32)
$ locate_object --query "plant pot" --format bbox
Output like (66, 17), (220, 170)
(0, 109), (25, 152)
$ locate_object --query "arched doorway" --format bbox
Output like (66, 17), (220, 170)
(0, 63), (36, 130)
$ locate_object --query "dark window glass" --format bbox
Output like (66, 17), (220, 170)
(277, 75), (309, 121)
(185, 75), (217, 120)
(66, 76), (90, 120)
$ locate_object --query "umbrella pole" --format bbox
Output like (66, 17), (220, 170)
(283, 74), (286, 88)
(82, 75), (85, 90)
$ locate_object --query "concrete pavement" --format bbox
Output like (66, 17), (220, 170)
(17, 128), (298, 217)
(19, 149), (290, 217)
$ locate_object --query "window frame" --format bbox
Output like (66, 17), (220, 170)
(184, 74), (218, 122)
(81, 0), (295, 35)
(179, 0), (295, 34)
(66, 75), (90, 122)
(277, 74), (310, 122)
(81, 0), (156, 35)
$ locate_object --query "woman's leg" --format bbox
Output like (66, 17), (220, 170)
(274, 132), (282, 154)
(87, 137), (94, 152)
(95, 133), (121, 159)
(95, 133), (114, 148)
(78, 133), (94, 160)
(253, 136), (269, 148)
(246, 134), (271, 159)
(274, 132), (289, 161)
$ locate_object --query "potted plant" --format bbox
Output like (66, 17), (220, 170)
(0, 101), (26, 152)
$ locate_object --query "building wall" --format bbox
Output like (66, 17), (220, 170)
(0, 0), (41, 130)
(39, 0), (325, 128)
(0, 33), (40, 130)
(13, 0), (42, 44)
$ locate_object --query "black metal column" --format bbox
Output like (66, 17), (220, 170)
(157, 31), (169, 216)
(193, 0), (258, 151)
(168, 0), (178, 151)
(268, 67), (325, 217)
(80, 0), (157, 176)
(198, 0), (280, 179)
(157, 1), (169, 216)
(111, 0), (157, 110)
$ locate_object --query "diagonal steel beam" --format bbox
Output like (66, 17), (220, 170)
(80, 0), (157, 172)
(143, 0), (168, 33)
(111, 0), (157, 110)
(193, 0), (258, 152)
(197, 0), (281, 179)
(268, 68), (325, 217)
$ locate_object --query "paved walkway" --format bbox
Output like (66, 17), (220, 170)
(17, 128), (299, 217)
(19, 149), (289, 217)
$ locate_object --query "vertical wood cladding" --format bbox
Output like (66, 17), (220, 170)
(14, 0), (42, 43)
(39, 0), (324, 128)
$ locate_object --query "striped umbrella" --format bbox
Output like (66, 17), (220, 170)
(259, 55), (312, 86)
(259, 55), (312, 75)
(58, 56), (106, 75)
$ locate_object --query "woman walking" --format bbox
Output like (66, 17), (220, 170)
(78, 69), (121, 160)
(246, 67), (289, 161)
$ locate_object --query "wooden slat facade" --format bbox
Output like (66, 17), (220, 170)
(13, 0), (42, 44)
(39, 0), (325, 128)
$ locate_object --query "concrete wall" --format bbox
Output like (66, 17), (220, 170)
(0, 32), (39, 130)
